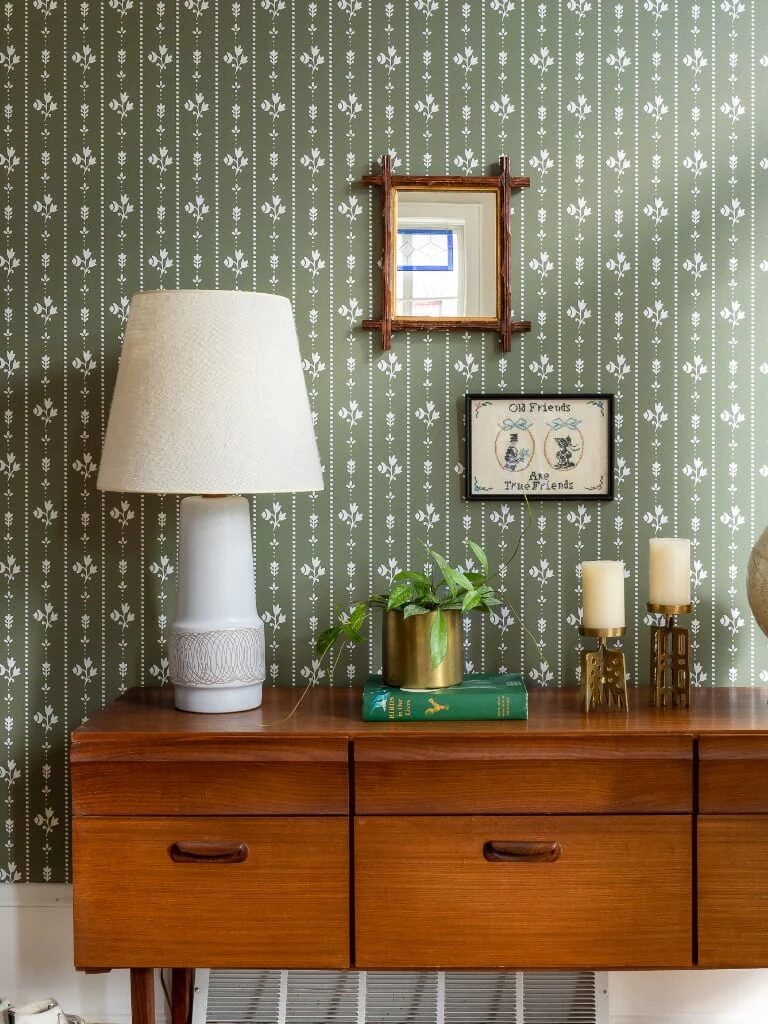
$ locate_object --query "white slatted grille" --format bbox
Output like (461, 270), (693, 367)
(200, 970), (607, 1024)
(285, 972), (358, 1023)
(200, 970), (281, 1024)
(522, 972), (600, 1023)
(365, 972), (437, 1023)
(443, 971), (518, 1023)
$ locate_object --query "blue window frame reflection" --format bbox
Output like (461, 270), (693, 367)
(396, 226), (463, 317)
(396, 228), (454, 272)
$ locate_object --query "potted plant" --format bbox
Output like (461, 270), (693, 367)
(317, 524), (535, 690)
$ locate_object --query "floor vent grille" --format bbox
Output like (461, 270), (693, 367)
(197, 969), (607, 1024)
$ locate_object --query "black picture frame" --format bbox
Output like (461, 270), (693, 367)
(465, 393), (615, 501)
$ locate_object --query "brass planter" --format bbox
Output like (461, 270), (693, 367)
(382, 609), (464, 689)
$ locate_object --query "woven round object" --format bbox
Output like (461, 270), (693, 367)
(747, 526), (768, 637)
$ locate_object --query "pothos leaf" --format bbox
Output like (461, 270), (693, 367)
(461, 589), (484, 612)
(345, 602), (368, 633)
(428, 548), (473, 594)
(429, 608), (448, 669)
(387, 582), (413, 610)
(403, 603), (431, 619)
(424, 548), (456, 593)
(315, 626), (342, 657)
(393, 570), (433, 593)
(467, 539), (489, 577)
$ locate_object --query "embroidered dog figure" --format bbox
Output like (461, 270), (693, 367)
(504, 432), (530, 472)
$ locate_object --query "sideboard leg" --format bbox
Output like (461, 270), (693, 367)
(130, 968), (155, 1024)
(171, 969), (194, 1024)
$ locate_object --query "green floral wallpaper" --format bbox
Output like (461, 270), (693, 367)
(1, 0), (766, 881)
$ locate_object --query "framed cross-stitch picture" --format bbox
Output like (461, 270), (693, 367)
(465, 393), (615, 501)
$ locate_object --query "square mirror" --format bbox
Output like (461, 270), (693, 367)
(362, 156), (530, 350)
(394, 189), (499, 319)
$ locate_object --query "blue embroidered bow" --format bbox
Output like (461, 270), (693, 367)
(501, 418), (532, 431)
(548, 417), (581, 431)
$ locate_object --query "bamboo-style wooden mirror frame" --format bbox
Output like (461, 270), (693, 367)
(361, 155), (530, 351)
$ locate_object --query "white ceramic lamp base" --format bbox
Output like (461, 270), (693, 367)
(169, 495), (265, 713)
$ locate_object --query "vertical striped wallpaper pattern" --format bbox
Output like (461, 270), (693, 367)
(1, 0), (766, 880)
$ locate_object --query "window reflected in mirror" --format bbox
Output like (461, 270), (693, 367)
(394, 189), (498, 319)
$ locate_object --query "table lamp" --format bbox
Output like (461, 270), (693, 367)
(97, 290), (323, 713)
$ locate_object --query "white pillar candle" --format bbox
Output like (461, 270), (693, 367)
(649, 537), (691, 606)
(581, 560), (625, 630)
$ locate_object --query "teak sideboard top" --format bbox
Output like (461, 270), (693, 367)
(71, 683), (768, 743)
(71, 685), (768, 992)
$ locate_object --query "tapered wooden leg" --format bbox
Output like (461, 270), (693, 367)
(130, 968), (155, 1024)
(171, 969), (194, 1024)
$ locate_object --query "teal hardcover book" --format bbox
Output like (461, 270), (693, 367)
(362, 672), (528, 722)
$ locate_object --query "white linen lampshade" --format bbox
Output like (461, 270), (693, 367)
(97, 290), (323, 713)
(98, 290), (322, 494)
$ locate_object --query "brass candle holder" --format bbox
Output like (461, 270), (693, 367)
(648, 602), (692, 708)
(579, 626), (628, 714)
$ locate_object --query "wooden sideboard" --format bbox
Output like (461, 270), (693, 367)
(71, 685), (768, 1024)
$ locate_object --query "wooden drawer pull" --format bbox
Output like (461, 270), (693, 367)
(169, 840), (249, 864)
(483, 840), (562, 863)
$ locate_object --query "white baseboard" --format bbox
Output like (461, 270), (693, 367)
(3, 885), (768, 1024)
(614, 1019), (766, 1024)
(608, 970), (768, 1024)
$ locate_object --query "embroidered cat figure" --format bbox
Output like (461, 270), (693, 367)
(554, 434), (579, 470)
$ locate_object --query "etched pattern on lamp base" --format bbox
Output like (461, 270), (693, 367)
(169, 625), (266, 688)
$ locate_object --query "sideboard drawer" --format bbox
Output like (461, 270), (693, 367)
(71, 737), (349, 815)
(74, 816), (349, 968)
(698, 816), (768, 967)
(699, 736), (768, 812)
(355, 815), (692, 969)
(354, 736), (693, 813)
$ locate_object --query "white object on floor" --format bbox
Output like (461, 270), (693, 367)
(6, 999), (83, 1024)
